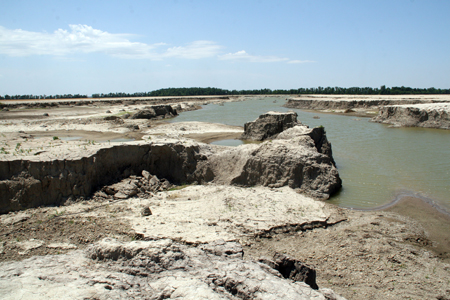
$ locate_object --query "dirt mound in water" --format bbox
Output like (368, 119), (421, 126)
(240, 111), (299, 141)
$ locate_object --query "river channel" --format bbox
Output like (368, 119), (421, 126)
(172, 96), (450, 211)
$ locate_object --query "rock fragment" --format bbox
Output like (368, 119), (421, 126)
(1, 213), (31, 225)
(16, 239), (44, 254)
(207, 124), (341, 199)
(142, 170), (151, 180)
(141, 206), (152, 216)
(47, 243), (78, 250)
(97, 173), (174, 201)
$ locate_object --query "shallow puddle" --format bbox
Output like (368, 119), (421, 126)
(59, 136), (82, 141)
(210, 139), (243, 147)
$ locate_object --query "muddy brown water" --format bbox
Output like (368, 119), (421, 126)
(173, 96), (450, 212)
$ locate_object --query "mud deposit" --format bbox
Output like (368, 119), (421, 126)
(0, 206), (135, 262)
(245, 208), (450, 300)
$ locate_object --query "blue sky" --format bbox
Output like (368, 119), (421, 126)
(0, 0), (449, 95)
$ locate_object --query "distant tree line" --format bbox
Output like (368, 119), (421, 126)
(1, 86), (449, 100)
(0, 94), (88, 100)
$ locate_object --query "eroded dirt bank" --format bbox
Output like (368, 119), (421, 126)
(284, 94), (450, 120)
(0, 127), (341, 213)
(0, 140), (206, 213)
(371, 103), (450, 129)
(1, 111), (342, 214)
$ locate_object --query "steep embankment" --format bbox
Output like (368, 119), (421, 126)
(284, 97), (441, 110)
(0, 141), (207, 213)
(1, 116), (341, 214)
(371, 103), (450, 129)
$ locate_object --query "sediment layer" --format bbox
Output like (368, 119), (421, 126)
(0, 141), (207, 214)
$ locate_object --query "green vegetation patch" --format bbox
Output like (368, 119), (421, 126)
(169, 184), (193, 191)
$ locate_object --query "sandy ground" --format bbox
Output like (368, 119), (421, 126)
(1, 97), (450, 299)
(0, 100), (243, 161)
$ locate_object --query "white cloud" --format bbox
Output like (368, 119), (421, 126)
(163, 41), (222, 59)
(0, 25), (221, 60)
(218, 50), (289, 63)
(288, 60), (315, 64)
(0, 25), (312, 64)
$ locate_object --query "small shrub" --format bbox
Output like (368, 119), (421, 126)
(53, 136), (59, 140)
(169, 184), (191, 191)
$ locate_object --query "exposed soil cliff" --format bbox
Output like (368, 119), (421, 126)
(0, 141), (207, 214)
(285, 99), (415, 110)
(371, 103), (450, 129)
(1, 121), (341, 214)
(284, 97), (449, 111)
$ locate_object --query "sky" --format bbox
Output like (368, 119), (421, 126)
(0, 0), (449, 96)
